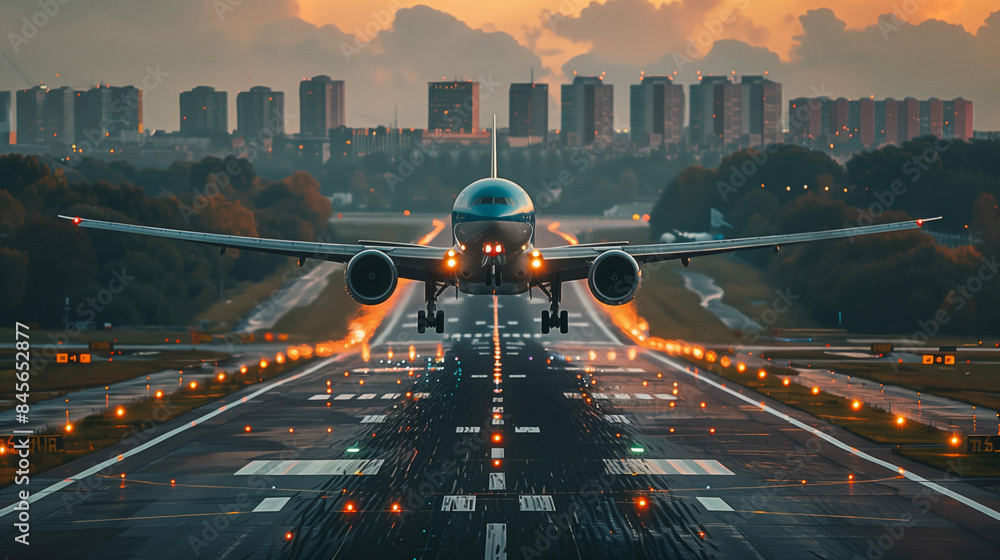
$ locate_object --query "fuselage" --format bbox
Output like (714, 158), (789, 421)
(450, 178), (536, 295)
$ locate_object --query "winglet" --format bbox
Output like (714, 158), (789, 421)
(490, 114), (497, 179)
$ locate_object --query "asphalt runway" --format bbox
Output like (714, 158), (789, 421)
(3, 239), (1000, 558)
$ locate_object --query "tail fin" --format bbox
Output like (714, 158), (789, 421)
(490, 114), (497, 179)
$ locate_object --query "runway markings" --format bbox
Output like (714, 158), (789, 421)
(493, 397), (503, 402)
(563, 392), (583, 399)
(635, 393), (653, 399)
(493, 407), (503, 413)
(485, 523), (507, 560)
(508, 374), (526, 378)
(253, 497), (291, 512)
(654, 394), (677, 400)
(442, 495), (476, 511)
(591, 393), (609, 399)
(489, 473), (506, 490)
(334, 394), (354, 400)
(357, 393), (376, 400)
(604, 459), (735, 476)
(696, 497), (734, 512)
(236, 459), (384, 476)
(456, 427), (480, 433)
(381, 393), (400, 399)
(360, 415), (386, 423)
(471, 374), (488, 378)
(519, 495), (556, 512)
(612, 393), (631, 399)
(647, 352), (1000, 523)
(413, 392), (430, 399)
(491, 448), (505, 459)
(308, 394), (331, 401)
(514, 426), (540, 433)
(605, 415), (630, 424)
(0, 355), (340, 521)
(492, 418), (504, 425)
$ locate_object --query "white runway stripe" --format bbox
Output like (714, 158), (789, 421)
(519, 495), (556, 511)
(485, 523), (507, 560)
(490, 472), (506, 490)
(442, 495), (476, 511)
(357, 393), (376, 400)
(236, 459), (384, 476)
(360, 415), (386, 423)
(696, 497), (734, 512)
(604, 459), (734, 476)
(334, 394), (354, 400)
(253, 497), (291, 512)
(308, 394), (330, 400)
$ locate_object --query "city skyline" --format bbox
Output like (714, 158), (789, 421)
(0, 1), (997, 133)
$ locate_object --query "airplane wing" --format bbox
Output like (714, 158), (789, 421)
(57, 215), (448, 280)
(539, 217), (941, 281)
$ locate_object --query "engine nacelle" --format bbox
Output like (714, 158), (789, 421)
(588, 250), (640, 305)
(346, 250), (398, 305)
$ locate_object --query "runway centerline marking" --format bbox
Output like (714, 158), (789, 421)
(519, 495), (556, 511)
(485, 523), (507, 560)
(236, 459), (384, 476)
(696, 497), (733, 512)
(0, 356), (340, 520)
(647, 352), (1000, 523)
(442, 495), (476, 511)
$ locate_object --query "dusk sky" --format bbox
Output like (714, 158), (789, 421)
(2, 0), (998, 133)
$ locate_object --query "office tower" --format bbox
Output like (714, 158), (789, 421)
(180, 86), (228, 136)
(428, 81), (480, 133)
(45, 86), (75, 146)
(919, 98), (943, 138)
(689, 76), (740, 147)
(300, 75), (345, 136)
(630, 75), (684, 148)
(237, 86), (285, 139)
(560, 75), (613, 146)
(789, 97), (823, 144)
(898, 97), (919, 142)
(16, 86), (46, 144)
(509, 82), (548, 144)
(75, 85), (143, 143)
(740, 75), (781, 145)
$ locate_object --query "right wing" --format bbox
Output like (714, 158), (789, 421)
(59, 215), (448, 280)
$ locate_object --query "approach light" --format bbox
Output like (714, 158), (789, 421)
(950, 436), (961, 446)
(896, 416), (905, 425)
(852, 400), (862, 410)
(116, 407), (124, 417)
(189, 381), (198, 390)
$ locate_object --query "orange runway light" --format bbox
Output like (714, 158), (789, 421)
(736, 362), (747, 373)
(896, 416), (905, 425)
(116, 407), (125, 417)
(65, 423), (73, 432)
(669, 427), (675, 433)
(848, 474), (855, 481)
(757, 370), (767, 379)
(285, 532), (293, 541)
(669, 402), (675, 408)
(709, 428), (716, 434)
(240, 366), (247, 374)
(189, 381), (198, 390)
(700, 402), (706, 408)
(289, 428), (294, 433)
(391, 503), (400, 512)
(493, 434), (502, 443)
(217, 372), (226, 382)
(493, 459), (501, 467)
(782, 378), (790, 386)
(812, 387), (820, 395)
(852, 400), (862, 410)
(260, 360), (269, 369)
(345, 502), (355, 512)
(155, 390), (163, 398)
(950, 436), (961, 446)
(244, 425), (252, 432)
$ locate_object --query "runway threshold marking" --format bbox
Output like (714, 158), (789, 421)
(485, 523), (507, 560)
(490, 473), (506, 490)
(0, 356), (340, 520)
(519, 495), (556, 511)
(514, 427), (540, 433)
(442, 495), (476, 511)
(360, 415), (387, 423)
(647, 352), (1000, 523)
(253, 497), (291, 512)
(308, 394), (331, 400)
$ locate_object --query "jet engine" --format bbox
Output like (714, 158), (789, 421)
(346, 250), (398, 305)
(587, 250), (640, 305)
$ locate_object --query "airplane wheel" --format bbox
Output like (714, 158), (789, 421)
(541, 310), (550, 334)
(417, 310), (427, 334)
(559, 310), (569, 334)
(435, 310), (445, 334)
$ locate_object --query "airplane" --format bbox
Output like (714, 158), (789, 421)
(61, 116), (939, 335)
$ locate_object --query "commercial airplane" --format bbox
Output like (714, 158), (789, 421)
(61, 117), (939, 334)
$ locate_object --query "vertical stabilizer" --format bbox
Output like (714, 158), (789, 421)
(491, 114), (498, 178)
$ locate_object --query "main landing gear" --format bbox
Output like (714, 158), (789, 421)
(537, 279), (569, 334)
(417, 277), (447, 334)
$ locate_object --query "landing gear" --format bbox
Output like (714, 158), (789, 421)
(538, 279), (569, 334)
(417, 277), (447, 334)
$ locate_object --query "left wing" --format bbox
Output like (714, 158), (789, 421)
(58, 215), (448, 280)
(539, 217), (941, 281)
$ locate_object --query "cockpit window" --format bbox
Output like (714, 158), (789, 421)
(473, 196), (512, 206)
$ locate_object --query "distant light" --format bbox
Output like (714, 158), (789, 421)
(347, 447), (360, 453)
(73, 216), (82, 225)
(245, 425), (252, 432)
(630, 447), (645, 453)
(189, 381), (198, 390)
(116, 407), (124, 417)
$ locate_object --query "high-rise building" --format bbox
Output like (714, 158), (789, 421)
(180, 86), (228, 136)
(875, 98), (898, 146)
(847, 98), (875, 147)
(898, 97), (919, 142)
(509, 82), (548, 145)
(740, 75), (781, 146)
(237, 86), (285, 139)
(561, 75), (613, 146)
(300, 76), (345, 136)
(0, 91), (11, 144)
(428, 81), (480, 133)
(919, 98), (943, 138)
(951, 98), (973, 141)
(45, 86), (76, 146)
(629, 75), (684, 148)
(74, 85), (143, 144)
(16, 86), (46, 144)
(789, 97), (823, 144)
(824, 97), (850, 145)
(689, 76), (741, 147)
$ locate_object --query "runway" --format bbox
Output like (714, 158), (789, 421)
(3, 242), (1000, 558)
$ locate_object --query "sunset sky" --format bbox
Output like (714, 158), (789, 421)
(2, 0), (998, 132)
